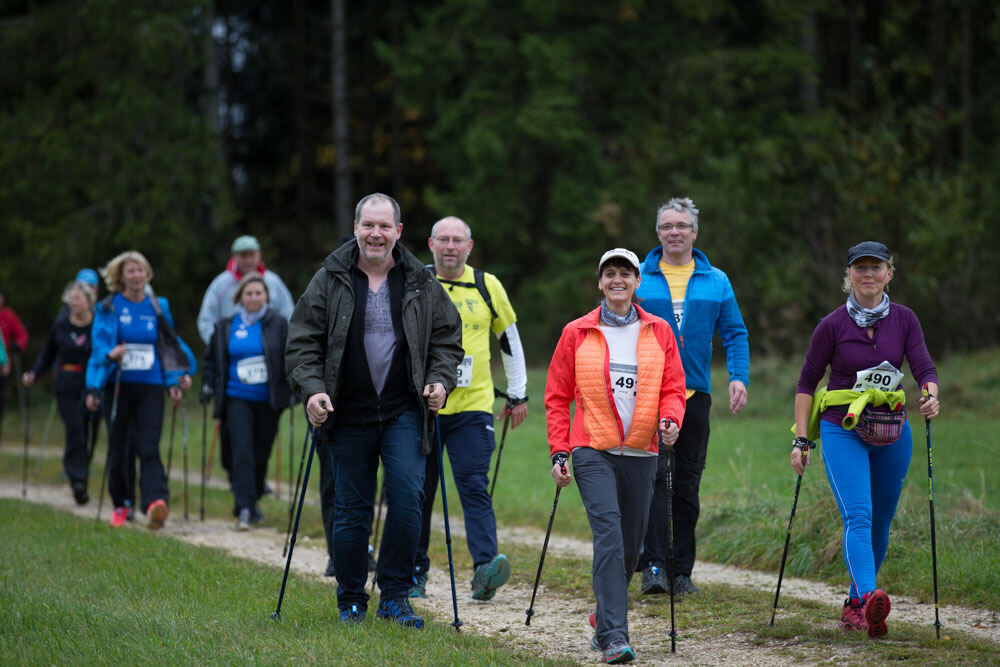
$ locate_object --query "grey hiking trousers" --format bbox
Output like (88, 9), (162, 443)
(573, 446), (657, 648)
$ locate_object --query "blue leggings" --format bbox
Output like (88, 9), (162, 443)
(820, 419), (912, 600)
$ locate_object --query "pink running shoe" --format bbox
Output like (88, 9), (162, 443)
(109, 507), (128, 527)
(838, 598), (866, 631)
(147, 499), (169, 531)
(862, 589), (891, 638)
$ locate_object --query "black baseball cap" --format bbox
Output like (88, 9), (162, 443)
(846, 241), (890, 265)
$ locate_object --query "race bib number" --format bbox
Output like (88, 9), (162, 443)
(610, 362), (638, 400)
(455, 355), (473, 388)
(672, 298), (684, 327)
(237, 356), (268, 385)
(121, 344), (155, 371)
(853, 361), (904, 392)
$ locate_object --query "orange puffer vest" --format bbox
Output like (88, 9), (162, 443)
(545, 305), (686, 459)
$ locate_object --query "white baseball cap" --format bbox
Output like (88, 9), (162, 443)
(598, 248), (640, 273)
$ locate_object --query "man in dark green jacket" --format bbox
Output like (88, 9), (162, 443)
(285, 193), (463, 628)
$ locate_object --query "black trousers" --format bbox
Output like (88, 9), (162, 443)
(225, 397), (280, 514)
(106, 383), (169, 513)
(57, 393), (90, 485)
(639, 391), (711, 577)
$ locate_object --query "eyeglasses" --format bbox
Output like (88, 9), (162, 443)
(658, 223), (693, 232)
(433, 236), (469, 246)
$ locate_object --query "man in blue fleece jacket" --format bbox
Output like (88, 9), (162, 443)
(635, 197), (749, 595)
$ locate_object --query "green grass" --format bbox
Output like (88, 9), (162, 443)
(0, 500), (565, 665)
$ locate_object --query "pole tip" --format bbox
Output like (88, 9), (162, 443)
(269, 612), (281, 621)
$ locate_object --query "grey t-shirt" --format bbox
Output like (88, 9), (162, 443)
(364, 281), (396, 395)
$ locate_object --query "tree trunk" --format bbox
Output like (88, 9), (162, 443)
(201, 1), (226, 232)
(332, 0), (352, 237)
(800, 9), (819, 114)
(294, 0), (311, 226)
(929, 0), (950, 169)
(960, 0), (972, 162)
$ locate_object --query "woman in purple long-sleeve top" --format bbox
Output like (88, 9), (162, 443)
(791, 241), (940, 639)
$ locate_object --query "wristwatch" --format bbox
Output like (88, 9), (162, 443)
(792, 436), (814, 452)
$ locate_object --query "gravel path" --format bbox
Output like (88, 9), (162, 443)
(3, 480), (997, 665)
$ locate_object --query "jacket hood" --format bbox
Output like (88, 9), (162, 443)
(640, 246), (711, 274)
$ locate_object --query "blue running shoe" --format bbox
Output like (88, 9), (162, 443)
(471, 553), (510, 601)
(376, 597), (424, 628)
(409, 568), (428, 598)
(603, 639), (636, 664)
(339, 603), (365, 623)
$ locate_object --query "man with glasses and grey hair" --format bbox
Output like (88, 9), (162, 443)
(635, 196), (750, 596)
(409, 215), (528, 602)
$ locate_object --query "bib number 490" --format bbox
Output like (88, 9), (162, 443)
(853, 361), (904, 392)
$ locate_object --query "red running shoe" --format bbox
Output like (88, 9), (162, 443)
(147, 499), (169, 531)
(838, 598), (866, 631)
(109, 507), (128, 527)
(862, 589), (891, 638)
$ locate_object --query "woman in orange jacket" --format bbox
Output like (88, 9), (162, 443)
(544, 248), (686, 664)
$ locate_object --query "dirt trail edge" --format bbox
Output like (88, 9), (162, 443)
(4, 482), (997, 666)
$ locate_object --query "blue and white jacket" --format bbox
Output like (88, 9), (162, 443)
(85, 294), (198, 391)
(636, 247), (749, 394)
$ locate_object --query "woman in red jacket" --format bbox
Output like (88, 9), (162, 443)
(545, 248), (686, 665)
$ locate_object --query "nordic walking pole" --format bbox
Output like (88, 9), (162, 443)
(200, 404), (208, 521)
(181, 401), (190, 521)
(288, 406), (295, 501)
(33, 397), (58, 485)
(96, 371), (121, 521)
(923, 386), (942, 639)
(435, 414), (463, 632)
(271, 422), (318, 620)
(14, 352), (30, 497)
(85, 410), (100, 465)
(662, 422), (677, 652)
(526, 455), (567, 626)
(770, 438), (812, 627)
(488, 406), (511, 498)
(165, 402), (178, 478)
(205, 419), (220, 479)
(283, 419), (310, 557)
(274, 431), (282, 498)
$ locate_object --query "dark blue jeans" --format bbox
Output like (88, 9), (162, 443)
(329, 408), (425, 608)
(416, 411), (498, 573)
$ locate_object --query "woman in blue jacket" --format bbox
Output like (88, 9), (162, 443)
(85, 251), (195, 529)
(201, 273), (291, 530)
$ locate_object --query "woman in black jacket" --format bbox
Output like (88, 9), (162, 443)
(202, 273), (291, 529)
(22, 280), (95, 504)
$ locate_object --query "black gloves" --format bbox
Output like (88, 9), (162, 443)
(199, 384), (214, 406)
